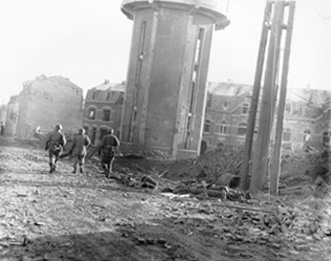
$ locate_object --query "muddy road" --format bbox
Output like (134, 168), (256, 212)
(0, 141), (330, 261)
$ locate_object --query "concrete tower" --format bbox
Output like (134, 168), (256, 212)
(121, 0), (229, 159)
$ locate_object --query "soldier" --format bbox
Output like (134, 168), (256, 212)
(45, 123), (66, 173)
(70, 127), (91, 174)
(98, 127), (120, 178)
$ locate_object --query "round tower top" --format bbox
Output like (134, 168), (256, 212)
(121, 0), (229, 25)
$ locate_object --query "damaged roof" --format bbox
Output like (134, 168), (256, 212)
(287, 88), (331, 108)
(208, 82), (252, 97)
(91, 80), (126, 92)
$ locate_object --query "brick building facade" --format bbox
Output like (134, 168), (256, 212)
(82, 80), (125, 145)
(201, 82), (331, 153)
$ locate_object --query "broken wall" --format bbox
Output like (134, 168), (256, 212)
(16, 75), (84, 138)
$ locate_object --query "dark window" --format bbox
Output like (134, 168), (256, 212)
(285, 103), (292, 114)
(88, 108), (96, 120)
(238, 123), (247, 136)
(323, 132), (331, 144)
(91, 127), (97, 145)
(223, 102), (228, 110)
(204, 120), (211, 133)
(100, 128), (108, 141)
(242, 103), (249, 114)
(283, 128), (291, 142)
(206, 94), (212, 108)
(92, 91), (96, 100)
(219, 121), (228, 134)
(103, 109), (111, 121)
(106, 92), (111, 101)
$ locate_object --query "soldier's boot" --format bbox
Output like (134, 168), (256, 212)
(79, 166), (85, 174)
(72, 166), (76, 174)
(49, 163), (53, 173)
(52, 164), (56, 172)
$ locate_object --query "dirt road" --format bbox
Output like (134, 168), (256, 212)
(1, 142), (330, 261)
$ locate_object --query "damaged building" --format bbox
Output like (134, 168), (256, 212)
(16, 75), (84, 138)
(83, 80), (125, 145)
(202, 82), (331, 153)
(5, 95), (19, 136)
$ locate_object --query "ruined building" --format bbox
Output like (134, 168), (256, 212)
(16, 75), (84, 138)
(5, 95), (19, 136)
(83, 80), (125, 145)
(202, 83), (331, 153)
(120, 0), (230, 159)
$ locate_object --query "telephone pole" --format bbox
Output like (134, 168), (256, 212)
(270, 2), (296, 194)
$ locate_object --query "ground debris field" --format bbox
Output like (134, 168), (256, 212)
(1, 138), (331, 261)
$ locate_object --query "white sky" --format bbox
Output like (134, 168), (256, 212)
(0, 0), (330, 104)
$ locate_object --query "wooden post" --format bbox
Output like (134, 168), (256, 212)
(270, 2), (296, 194)
(250, 1), (285, 194)
(240, 1), (272, 191)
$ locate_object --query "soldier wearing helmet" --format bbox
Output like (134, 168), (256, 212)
(45, 123), (66, 173)
(69, 127), (91, 174)
(98, 127), (120, 178)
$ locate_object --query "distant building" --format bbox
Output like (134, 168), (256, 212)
(5, 95), (19, 136)
(16, 75), (84, 138)
(201, 82), (331, 153)
(83, 80), (125, 145)
(0, 103), (7, 124)
(202, 82), (252, 153)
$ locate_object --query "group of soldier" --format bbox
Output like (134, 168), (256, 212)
(45, 123), (120, 177)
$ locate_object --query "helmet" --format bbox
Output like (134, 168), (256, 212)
(79, 128), (85, 134)
(55, 123), (63, 130)
(108, 127), (114, 134)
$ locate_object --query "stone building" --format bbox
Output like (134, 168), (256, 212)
(201, 82), (252, 153)
(5, 95), (19, 136)
(16, 75), (84, 138)
(120, 0), (230, 159)
(83, 80), (125, 145)
(284, 88), (331, 151)
(201, 82), (331, 153)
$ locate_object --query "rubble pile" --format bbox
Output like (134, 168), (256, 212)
(280, 149), (331, 193)
(160, 145), (244, 185)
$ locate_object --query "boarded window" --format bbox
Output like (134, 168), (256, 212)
(303, 130), (311, 142)
(88, 108), (96, 120)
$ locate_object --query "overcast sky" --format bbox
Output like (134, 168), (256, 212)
(0, 0), (330, 104)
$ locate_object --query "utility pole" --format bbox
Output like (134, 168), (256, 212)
(250, 1), (285, 194)
(240, 1), (272, 191)
(270, 2), (296, 194)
